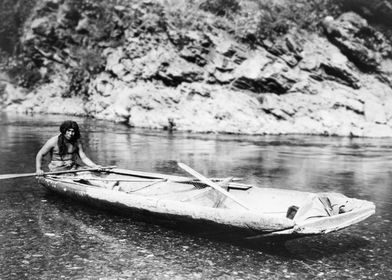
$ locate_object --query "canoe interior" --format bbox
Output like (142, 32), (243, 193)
(46, 170), (310, 217)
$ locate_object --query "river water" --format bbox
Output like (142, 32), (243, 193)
(0, 113), (391, 279)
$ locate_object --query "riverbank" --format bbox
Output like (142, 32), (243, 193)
(1, 0), (392, 137)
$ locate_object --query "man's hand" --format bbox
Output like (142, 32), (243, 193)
(92, 164), (105, 170)
(64, 161), (74, 167)
(36, 169), (44, 176)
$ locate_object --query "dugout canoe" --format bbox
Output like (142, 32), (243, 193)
(36, 166), (375, 240)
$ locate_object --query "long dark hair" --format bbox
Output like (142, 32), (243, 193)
(58, 121), (81, 157)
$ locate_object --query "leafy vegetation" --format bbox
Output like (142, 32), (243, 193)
(253, 0), (341, 40)
(6, 56), (42, 88)
(199, 0), (241, 17)
(0, 0), (37, 55)
(65, 68), (90, 98)
(64, 47), (104, 98)
(0, 83), (6, 98)
(165, 0), (342, 44)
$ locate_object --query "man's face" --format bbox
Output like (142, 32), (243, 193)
(65, 128), (75, 140)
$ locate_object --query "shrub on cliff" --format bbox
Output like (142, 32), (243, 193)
(252, 0), (341, 41)
(340, 0), (392, 25)
(65, 68), (90, 98)
(339, 0), (392, 41)
(0, 83), (6, 98)
(65, 0), (125, 41)
(199, 0), (241, 17)
(164, 1), (205, 31)
(75, 47), (105, 74)
(64, 47), (104, 98)
(192, 0), (340, 43)
(6, 56), (41, 88)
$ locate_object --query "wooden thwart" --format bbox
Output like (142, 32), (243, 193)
(64, 177), (163, 183)
(179, 177), (233, 202)
(111, 168), (244, 184)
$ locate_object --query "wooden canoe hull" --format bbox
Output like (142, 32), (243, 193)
(37, 177), (294, 240)
(36, 169), (376, 241)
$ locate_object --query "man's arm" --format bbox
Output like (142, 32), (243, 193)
(77, 142), (99, 168)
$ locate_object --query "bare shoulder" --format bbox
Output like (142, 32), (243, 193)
(46, 135), (59, 147)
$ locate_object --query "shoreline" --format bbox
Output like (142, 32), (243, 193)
(3, 109), (392, 139)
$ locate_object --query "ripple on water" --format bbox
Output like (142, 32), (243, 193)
(0, 114), (391, 279)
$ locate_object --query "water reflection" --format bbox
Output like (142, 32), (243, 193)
(1, 112), (392, 279)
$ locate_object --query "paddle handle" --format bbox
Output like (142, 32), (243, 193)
(178, 163), (250, 210)
(0, 166), (116, 180)
(42, 166), (117, 176)
(0, 172), (38, 180)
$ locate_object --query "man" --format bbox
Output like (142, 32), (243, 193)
(36, 120), (100, 175)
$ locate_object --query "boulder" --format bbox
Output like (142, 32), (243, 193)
(362, 123), (392, 137)
(364, 98), (387, 124)
(37, 0), (60, 13)
(384, 98), (392, 122)
(75, 17), (90, 33)
(213, 71), (234, 84)
(319, 63), (360, 89)
(299, 35), (361, 89)
(233, 52), (271, 80)
(259, 94), (295, 120)
(209, 52), (236, 72)
(378, 59), (392, 87)
(341, 0), (392, 26)
(121, 46), (172, 80)
(322, 12), (392, 72)
(31, 18), (53, 37)
(110, 85), (132, 122)
(205, 38), (243, 84)
(232, 51), (298, 94)
(156, 57), (205, 86)
(106, 48), (126, 77)
(214, 35), (238, 57)
(92, 73), (114, 97)
(263, 33), (303, 67)
(0, 82), (26, 105)
(168, 30), (212, 66)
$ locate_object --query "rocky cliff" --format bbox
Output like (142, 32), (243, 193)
(1, 0), (392, 137)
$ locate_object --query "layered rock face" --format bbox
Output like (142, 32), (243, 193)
(1, 0), (392, 137)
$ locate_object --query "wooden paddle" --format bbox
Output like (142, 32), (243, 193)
(0, 166), (116, 180)
(177, 162), (250, 211)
